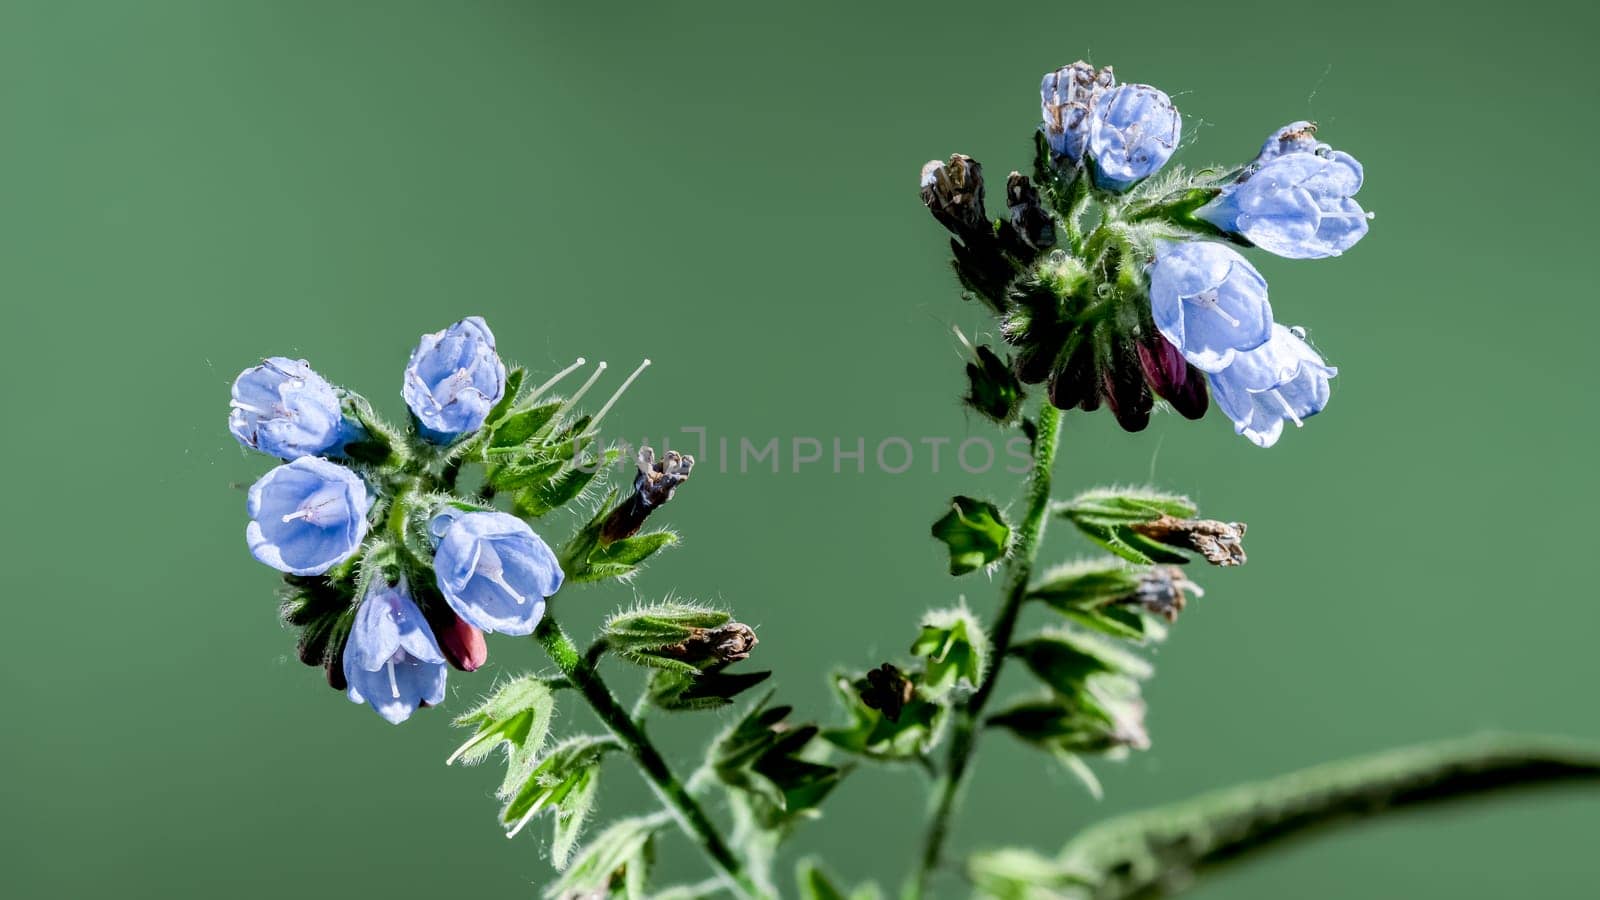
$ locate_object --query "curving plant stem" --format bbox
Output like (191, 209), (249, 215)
(533, 616), (761, 900)
(1056, 733), (1600, 899)
(909, 402), (1063, 899)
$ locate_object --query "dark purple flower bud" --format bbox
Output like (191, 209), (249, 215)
(1136, 331), (1209, 420)
(920, 154), (988, 240)
(438, 614), (489, 672)
(1047, 340), (1098, 411)
(1103, 343), (1152, 432)
(1005, 172), (1056, 253)
(325, 636), (348, 692)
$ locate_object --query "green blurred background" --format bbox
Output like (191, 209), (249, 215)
(2, 0), (1596, 896)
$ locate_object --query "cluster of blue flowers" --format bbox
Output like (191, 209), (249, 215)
(1046, 65), (1370, 446)
(230, 318), (565, 723)
(925, 63), (1372, 447)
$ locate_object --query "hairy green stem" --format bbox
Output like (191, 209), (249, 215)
(533, 617), (760, 900)
(909, 402), (1063, 899)
(1055, 733), (1600, 899)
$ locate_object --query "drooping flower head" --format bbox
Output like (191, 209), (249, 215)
(1040, 62), (1114, 164)
(229, 358), (348, 460)
(1148, 240), (1273, 372)
(1087, 84), (1181, 191)
(431, 510), (563, 635)
(1208, 324), (1337, 448)
(402, 316), (507, 443)
(1200, 149), (1371, 260)
(246, 457), (371, 575)
(343, 578), (447, 724)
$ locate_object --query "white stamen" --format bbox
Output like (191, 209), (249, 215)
(387, 659), (401, 699)
(229, 400), (270, 416)
(486, 569), (526, 604)
(586, 359), (652, 432)
(951, 324), (977, 358)
(1186, 290), (1241, 328)
(1269, 389), (1304, 427)
(434, 368), (476, 406)
(529, 356), (588, 399)
(280, 496), (336, 525)
(505, 795), (550, 839)
(564, 360), (608, 410)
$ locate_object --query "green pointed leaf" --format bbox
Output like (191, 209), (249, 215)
(544, 812), (668, 900)
(1010, 628), (1152, 695)
(988, 672), (1150, 757)
(1028, 558), (1145, 610)
(488, 454), (565, 491)
(1058, 487), (1196, 526)
(485, 367), (525, 428)
(964, 344), (1024, 424)
(910, 606), (989, 698)
(489, 398), (563, 449)
(515, 450), (616, 518)
(931, 496), (1010, 576)
(448, 675), (557, 796)
(796, 859), (883, 900)
(500, 734), (620, 867)
(713, 695), (845, 829)
(550, 761), (600, 869)
(1060, 605), (1151, 642)
(649, 666), (773, 712)
(573, 530), (678, 583)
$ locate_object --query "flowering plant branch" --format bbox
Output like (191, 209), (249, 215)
(226, 61), (1599, 900)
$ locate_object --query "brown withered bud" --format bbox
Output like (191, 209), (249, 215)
(600, 446), (693, 545)
(857, 663), (916, 723)
(1131, 515), (1248, 566)
(1005, 172), (1057, 253)
(1128, 566), (1203, 622)
(657, 623), (758, 668)
(438, 614), (488, 672)
(919, 154), (988, 240)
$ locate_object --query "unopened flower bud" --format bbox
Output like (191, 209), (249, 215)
(600, 446), (693, 545)
(919, 154), (989, 240)
(1087, 83), (1181, 191)
(1135, 330), (1208, 420)
(1130, 515), (1247, 566)
(960, 335), (1023, 424)
(1005, 172), (1056, 253)
(857, 663), (916, 723)
(1040, 62), (1114, 164)
(325, 638), (348, 692)
(437, 614), (489, 672)
(1102, 341), (1153, 433)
